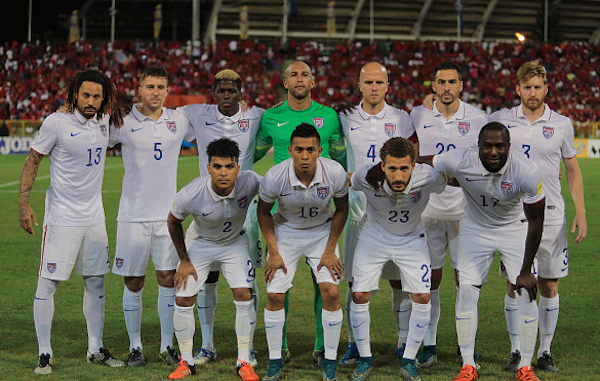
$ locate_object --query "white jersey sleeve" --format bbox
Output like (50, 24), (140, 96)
(31, 116), (59, 155)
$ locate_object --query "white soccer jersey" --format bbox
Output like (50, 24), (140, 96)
(170, 170), (261, 244)
(412, 100), (489, 220)
(110, 106), (194, 222)
(351, 162), (446, 236)
(340, 102), (415, 221)
(433, 148), (545, 228)
(259, 157), (348, 234)
(31, 110), (110, 226)
(177, 103), (264, 176)
(490, 104), (577, 225)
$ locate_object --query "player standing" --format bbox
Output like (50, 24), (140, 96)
(338, 62), (418, 365)
(19, 67), (125, 374)
(110, 67), (194, 366)
(257, 123), (348, 381)
(490, 61), (587, 372)
(166, 138), (261, 380)
(411, 62), (488, 367)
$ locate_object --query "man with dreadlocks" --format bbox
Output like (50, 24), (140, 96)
(18, 67), (125, 374)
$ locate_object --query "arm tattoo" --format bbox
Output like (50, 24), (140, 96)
(19, 150), (44, 203)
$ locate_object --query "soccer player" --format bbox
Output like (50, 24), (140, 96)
(166, 138), (261, 381)
(110, 67), (194, 366)
(410, 62), (488, 367)
(349, 137), (446, 381)
(490, 61), (587, 372)
(257, 123), (348, 381)
(255, 60), (346, 362)
(177, 69), (264, 366)
(18, 67), (125, 374)
(426, 122), (545, 381)
(338, 62), (418, 365)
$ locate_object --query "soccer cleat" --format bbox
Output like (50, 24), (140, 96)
(517, 366), (540, 381)
(262, 359), (283, 381)
(394, 343), (406, 359)
(416, 345), (437, 369)
(399, 358), (422, 381)
(350, 357), (373, 381)
(127, 347), (146, 366)
(86, 348), (125, 367)
(34, 353), (53, 375)
(453, 364), (478, 381)
(339, 342), (359, 365)
(455, 346), (481, 370)
(168, 357), (197, 380)
(312, 346), (325, 366)
(160, 346), (181, 367)
(504, 350), (521, 373)
(248, 349), (258, 368)
(321, 358), (340, 381)
(281, 348), (291, 364)
(193, 347), (217, 365)
(237, 361), (259, 381)
(537, 351), (559, 372)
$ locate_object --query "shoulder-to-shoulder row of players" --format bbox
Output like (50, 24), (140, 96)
(18, 59), (587, 381)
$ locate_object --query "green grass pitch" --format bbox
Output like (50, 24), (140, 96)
(0, 153), (598, 380)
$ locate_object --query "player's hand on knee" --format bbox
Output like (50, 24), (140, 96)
(265, 253), (287, 284)
(175, 260), (197, 291)
(318, 252), (342, 280)
(18, 203), (38, 235)
(514, 272), (537, 302)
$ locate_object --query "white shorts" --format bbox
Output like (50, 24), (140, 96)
(266, 229), (340, 294)
(112, 221), (178, 277)
(39, 223), (110, 281)
(457, 217), (527, 286)
(422, 217), (460, 269)
(352, 226), (431, 295)
(177, 236), (255, 298)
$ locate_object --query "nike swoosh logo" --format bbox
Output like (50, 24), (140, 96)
(464, 178), (485, 181)
(424, 125), (434, 129)
(265, 324), (277, 329)
(250, 320), (256, 325)
(416, 323), (428, 328)
(455, 317), (471, 321)
(277, 122), (289, 127)
(374, 193), (387, 197)
(350, 126), (361, 131)
(35, 297), (48, 301)
(202, 211), (215, 216)
(525, 318), (538, 324)
(124, 308), (139, 312)
(507, 125), (518, 129)
(505, 308), (518, 312)
(174, 327), (187, 332)
(198, 306), (212, 309)
(280, 192), (293, 197)
(546, 307), (559, 312)
(71, 132), (82, 137)
(329, 322), (342, 327)
(397, 308), (411, 313)
(352, 320), (366, 329)
(167, 304), (175, 307)
(131, 127), (143, 132)
(99, 295), (105, 299)
(205, 121), (216, 125)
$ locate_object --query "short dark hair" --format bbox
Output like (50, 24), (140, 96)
(140, 67), (169, 83)
(290, 122), (321, 145)
(478, 121), (510, 144)
(433, 62), (463, 81)
(206, 138), (240, 163)
(379, 137), (416, 163)
(213, 69), (242, 91)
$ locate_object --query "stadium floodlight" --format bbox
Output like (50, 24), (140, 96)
(515, 32), (526, 42)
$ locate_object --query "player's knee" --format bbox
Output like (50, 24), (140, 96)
(352, 291), (370, 304)
(125, 276), (145, 291)
(266, 293), (286, 310)
(232, 287), (253, 302)
(538, 277), (559, 298)
(176, 296), (196, 307)
(156, 270), (175, 287)
(412, 293), (430, 304)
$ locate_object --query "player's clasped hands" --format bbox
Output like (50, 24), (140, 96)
(514, 271), (538, 302)
(264, 251), (287, 284)
(174, 260), (198, 291)
(317, 251), (342, 281)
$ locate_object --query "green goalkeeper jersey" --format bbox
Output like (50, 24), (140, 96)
(255, 100), (346, 167)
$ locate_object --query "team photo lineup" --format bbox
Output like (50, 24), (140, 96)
(11, 24), (590, 381)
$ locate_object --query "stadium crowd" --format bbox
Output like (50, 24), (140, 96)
(1, 38), (599, 122)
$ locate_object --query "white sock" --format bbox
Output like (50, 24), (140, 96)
(350, 301), (371, 358)
(504, 294), (520, 353)
(345, 288), (355, 343)
(456, 285), (480, 367)
(265, 308), (285, 360)
(538, 295), (559, 357)
(34, 277), (59, 356)
(197, 282), (217, 351)
(396, 291), (412, 347)
(322, 308), (343, 361)
(158, 285), (176, 352)
(83, 276), (106, 354)
(517, 292), (538, 368)
(235, 300), (256, 365)
(423, 289), (440, 346)
(174, 305), (196, 364)
(404, 301), (431, 360)
(123, 286), (143, 350)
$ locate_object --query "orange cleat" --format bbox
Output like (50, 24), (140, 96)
(453, 364), (478, 381)
(168, 357), (197, 380)
(237, 361), (259, 381)
(517, 366), (540, 381)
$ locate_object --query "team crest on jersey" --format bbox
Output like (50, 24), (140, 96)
(115, 258), (124, 269)
(99, 124), (108, 137)
(385, 123), (396, 137)
(166, 121), (177, 133)
(458, 122), (470, 136)
(501, 181), (514, 195)
(47, 263), (57, 273)
(542, 126), (554, 139)
(317, 186), (329, 199)
(409, 190), (422, 203)
(238, 119), (249, 133)
(313, 117), (324, 129)
(238, 195), (248, 209)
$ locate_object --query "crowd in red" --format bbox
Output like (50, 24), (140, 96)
(0, 39), (598, 123)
